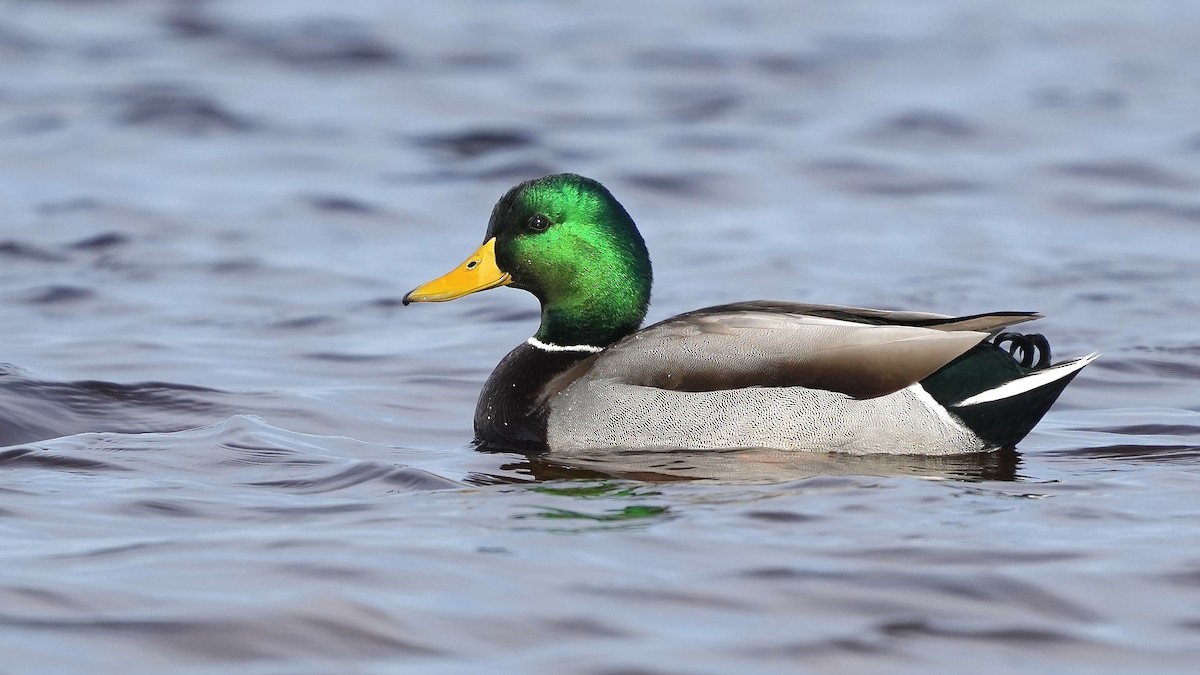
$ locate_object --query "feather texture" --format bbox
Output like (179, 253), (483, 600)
(583, 302), (1039, 399)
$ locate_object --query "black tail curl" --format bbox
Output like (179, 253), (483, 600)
(993, 332), (1051, 370)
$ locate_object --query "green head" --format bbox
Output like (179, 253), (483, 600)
(404, 174), (653, 348)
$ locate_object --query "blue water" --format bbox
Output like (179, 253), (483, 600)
(2, 1), (1199, 672)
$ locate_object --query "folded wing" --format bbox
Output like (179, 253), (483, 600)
(586, 301), (1041, 399)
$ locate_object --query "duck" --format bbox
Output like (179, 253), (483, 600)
(403, 173), (1096, 455)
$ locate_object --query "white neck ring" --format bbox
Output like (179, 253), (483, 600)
(526, 337), (604, 353)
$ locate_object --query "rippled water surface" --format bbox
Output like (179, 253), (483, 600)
(3, 1), (1200, 672)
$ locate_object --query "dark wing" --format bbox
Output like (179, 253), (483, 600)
(586, 302), (1041, 399)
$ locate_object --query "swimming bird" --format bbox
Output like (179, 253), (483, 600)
(403, 174), (1096, 454)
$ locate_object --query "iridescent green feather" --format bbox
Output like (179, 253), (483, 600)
(488, 174), (652, 347)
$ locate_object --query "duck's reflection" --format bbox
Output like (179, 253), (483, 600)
(475, 444), (1020, 483)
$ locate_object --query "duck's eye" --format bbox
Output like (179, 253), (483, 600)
(526, 214), (551, 232)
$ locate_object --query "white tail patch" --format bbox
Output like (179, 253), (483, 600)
(954, 353), (1099, 407)
(908, 383), (969, 432)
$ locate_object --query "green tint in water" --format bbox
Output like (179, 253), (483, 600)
(518, 505), (671, 522)
(517, 480), (672, 528)
(529, 481), (661, 499)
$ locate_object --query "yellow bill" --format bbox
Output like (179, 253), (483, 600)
(402, 237), (512, 304)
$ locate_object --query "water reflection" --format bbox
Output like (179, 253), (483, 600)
(481, 445), (1019, 483)
(1045, 444), (1200, 462)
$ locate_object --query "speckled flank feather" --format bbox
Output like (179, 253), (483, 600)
(547, 381), (983, 454)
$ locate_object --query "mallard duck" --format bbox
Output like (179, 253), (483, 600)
(403, 174), (1096, 455)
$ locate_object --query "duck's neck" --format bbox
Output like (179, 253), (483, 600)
(534, 303), (637, 349)
(534, 275), (650, 349)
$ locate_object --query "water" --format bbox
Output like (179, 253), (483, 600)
(2, 0), (1199, 672)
